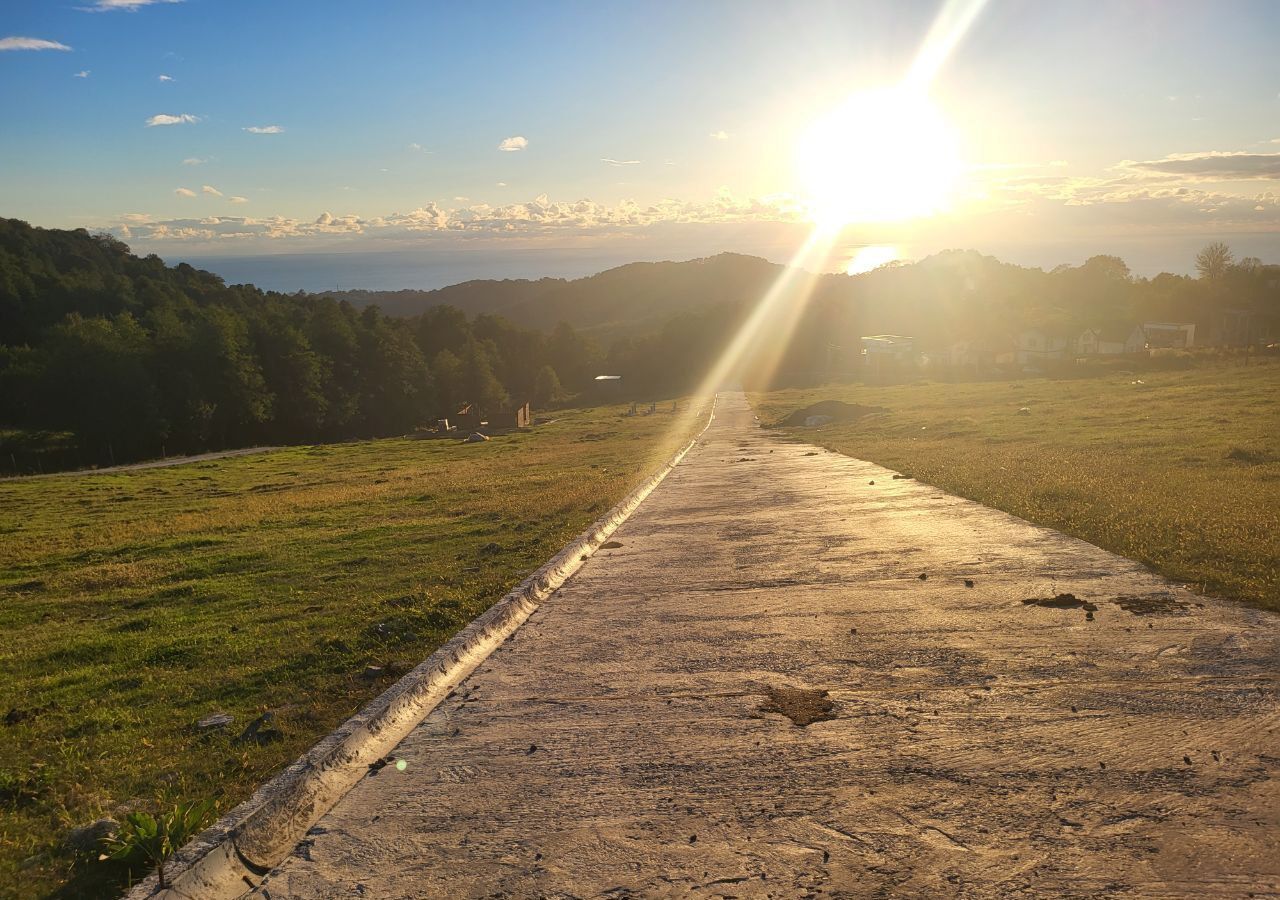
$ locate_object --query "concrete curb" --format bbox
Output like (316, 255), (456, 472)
(126, 398), (716, 900)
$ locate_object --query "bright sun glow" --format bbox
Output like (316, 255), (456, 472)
(795, 87), (962, 227)
(846, 244), (900, 274)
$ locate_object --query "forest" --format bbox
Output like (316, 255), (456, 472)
(1, 216), (1276, 470)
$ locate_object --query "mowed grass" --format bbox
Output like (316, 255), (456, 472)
(0, 401), (701, 898)
(751, 362), (1279, 611)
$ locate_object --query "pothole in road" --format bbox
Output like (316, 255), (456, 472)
(760, 686), (836, 727)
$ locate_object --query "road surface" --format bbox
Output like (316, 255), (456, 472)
(253, 391), (1278, 898)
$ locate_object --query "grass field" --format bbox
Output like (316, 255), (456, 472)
(0, 401), (702, 898)
(751, 362), (1279, 612)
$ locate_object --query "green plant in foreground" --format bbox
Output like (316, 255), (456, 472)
(101, 800), (215, 889)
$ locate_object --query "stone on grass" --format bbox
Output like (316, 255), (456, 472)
(197, 712), (234, 730)
(66, 818), (118, 855)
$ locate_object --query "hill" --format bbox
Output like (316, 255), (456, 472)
(326, 253), (787, 340)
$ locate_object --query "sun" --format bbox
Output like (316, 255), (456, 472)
(795, 87), (962, 228)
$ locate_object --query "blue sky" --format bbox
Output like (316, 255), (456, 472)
(2, 0), (1279, 288)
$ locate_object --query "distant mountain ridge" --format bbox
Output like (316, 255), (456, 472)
(322, 253), (788, 339)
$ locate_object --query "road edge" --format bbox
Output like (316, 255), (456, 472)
(127, 398), (716, 900)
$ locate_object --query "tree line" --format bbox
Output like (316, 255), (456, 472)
(0, 219), (599, 466)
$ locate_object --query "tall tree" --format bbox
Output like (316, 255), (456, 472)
(532, 364), (566, 407)
(460, 339), (508, 414)
(1195, 242), (1234, 282)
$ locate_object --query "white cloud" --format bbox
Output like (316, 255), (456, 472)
(1123, 150), (1280, 181)
(173, 187), (196, 197)
(158, 74), (174, 82)
(104, 190), (808, 246)
(181, 157), (206, 166)
(408, 142), (427, 152)
(602, 158), (640, 166)
(709, 130), (730, 141)
(74, 70), (90, 78)
(79, 0), (182, 11)
(496, 182), (508, 187)
(146, 113), (199, 127)
(498, 135), (528, 152)
(228, 196), (248, 204)
(0, 37), (72, 52)
(201, 185), (222, 197)
(243, 125), (284, 134)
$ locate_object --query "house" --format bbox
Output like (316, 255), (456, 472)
(1142, 322), (1195, 349)
(860, 334), (914, 360)
(860, 334), (915, 381)
(947, 336), (1015, 375)
(1014, 328), (1072, 366)
(1077, 323), (1145, 355)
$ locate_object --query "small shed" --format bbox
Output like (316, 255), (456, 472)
(483, 401), (532, 433)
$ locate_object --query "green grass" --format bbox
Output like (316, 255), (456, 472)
(751, 362), (1279, 611)
(0, 401), (700, 898)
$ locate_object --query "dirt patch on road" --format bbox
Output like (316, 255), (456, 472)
(774, 400), (887, 428)
(760, 686), (836, 726)
(1023, 593), (1098, 611)
(1112, 593), (1197, 616)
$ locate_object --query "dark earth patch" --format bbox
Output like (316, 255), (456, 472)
(774, 400), (887, 428)
(760, 686), (836, 727)
(1024, 593), (1098, 611)
(1112, 593), (1196, 616)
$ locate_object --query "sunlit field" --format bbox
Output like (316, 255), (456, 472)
(0, 401), (697, 898)
(751, 362), (1279, 611)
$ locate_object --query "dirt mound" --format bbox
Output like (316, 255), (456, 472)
(775, 400), (887, 428)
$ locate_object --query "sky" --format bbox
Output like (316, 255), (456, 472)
(2, 0), (1279, 290)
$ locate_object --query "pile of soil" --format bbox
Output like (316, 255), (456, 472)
(775, 400), (887, 428)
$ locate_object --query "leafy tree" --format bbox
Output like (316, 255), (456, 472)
(1195, 242), (1234, 281)
(459, 339), (508, 413)
(34, 313), (163, 462)
(357, 309), (435, 434)
(189, 307), (271, 447)
(532, 364), (567, 407)
(546, 321), (599, 391)
(253, 314), (328, 440)
(431, 349), (464, 417)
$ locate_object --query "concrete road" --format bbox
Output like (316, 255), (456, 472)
(254, 392), (1279, 898)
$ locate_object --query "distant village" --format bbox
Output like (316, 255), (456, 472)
(858, 314), (1266, 380)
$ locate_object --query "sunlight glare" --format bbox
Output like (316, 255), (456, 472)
(846, 245), (900, 274)
(795, 87), (962, 227)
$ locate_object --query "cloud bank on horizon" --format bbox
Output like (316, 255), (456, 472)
(2, 0), (1278, 275)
